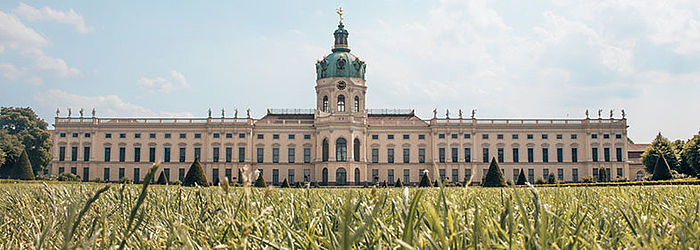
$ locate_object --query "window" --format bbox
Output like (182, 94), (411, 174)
(213, 147), (219, 162)
(616, 148), (623, 162)
(387, 148), (394, 163)
(179, 133), (186, 139)
(465, 169), (472, 182)
(336, 138), (347, 162)
(371, 135), (379, 140)
(603, 134), (610, 139)
(354, 96), (360, 112)
(149, 147), (156, 162)
(387, 134), (394, 140)
(179, 147), (186, 162)
(337, 95), (345, 112)
(194, 133), (201, 139)
(120, 133), (126, 138)
(71, 147), (78, 161)
(119, 168), (125, 180)
(73, 133), (78, 138)
(592, 134), (598, 139)
(557, 169), (564, 181)
(225, 147), (232, 162)
(134, 133), (141, 138)
(404, 169), (410, 184)
(103, 168), (110, 181)
(119, 147), (126, 162)
(238, 147), (245, 162)
(543, 169), (549, 179)
(592, 148), (598, 162)
(616, 134), (622, 139)
(572, 148), (578, 162)
(497, 148), (504, 163)
(257, 148), (264, 163)
(572, 168), (579, 182)
(272, 148), (279, 163)
(165, 133), (172, 139)
(288, 169), (295, 184)
(239, 133), (245, 138)
(604, 148), (610, 162)
(60, 133), (66, 138)
(464, 134), (471, 139)
(212, 169), (219, 186)
(354, 138), (360, 162)
(371, 148), (379, 163)
(226, 133), (232, 138)
(452, 147), (459, 163)
(272, 169), (279, 185)
(288, 148), (295, 163)
(527, 134), (533, 140)
(464, 148), (471, 162)
(419, 134), (426, 140)
(541, 134), (548, 139)
(513, 169), (519, 182)
(482, 134), (489, 139)
(149, 133), (156, 139)
(592, 168), (599, 179)
(322, 96), (328, 112)
(164, 147), (171, 162)
(571, 134), (577, 139)
(371, 169), (379, 184)
(288, 134), (295, 140)
(104, 147), (111, 162)
(273, 134), (279, 140)
(194, 147), (201, 160)
(134, 147), (141, 162)
(105, 133), (111, 138)
(542, 148), (549, 162)
(439, 134), (445, 139)
(451, 134), (458, 139)
(403, 134), (410, 140)
(257, 134), (264, 139)
(497, 134), (504, 139)
(512, 148), (519, 162)
(388, 169), (394, 185)
(557, 148), (563, 162)
(84, 133), (91, 138)
(482, 148), (489, 163)
(439, 148), (446, 163)
(213, 133), (220, 139)
(617, 168), (623, 177)
(83, 146), (90, 161)
(527, 148), (534, 163)
(133, 168), (140, 184)
(322, 139), (329, 162)
(452, 169), (459, 183)
(179, 168), (185, 182)
(304, 134), (311, 140)
(225, 169), (232, 184)
(403, 148), (410, 163)
(304, 148), (311, 163)
(528, 169), (535, 183)
(418, 148), (425, 163)
(512, 134), (519, 139)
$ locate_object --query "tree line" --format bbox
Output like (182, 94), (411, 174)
(641, 132), (700, 178)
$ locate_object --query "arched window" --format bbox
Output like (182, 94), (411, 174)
(336, 168), (347, 185)
(337, 95), (345, 112)
(353, 138), (360, 162)
(354, 96), (360, 112)
(322, 96), (328, 112)
(355, 168), (361, 185)
(336, 138), (347, 162)
(322, 167), (328, 185)
(322, 139), (329, 162)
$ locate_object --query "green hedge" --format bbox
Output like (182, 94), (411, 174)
(532, 179), (700, 187)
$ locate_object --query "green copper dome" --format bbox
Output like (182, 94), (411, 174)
(315, 23), (366, 80)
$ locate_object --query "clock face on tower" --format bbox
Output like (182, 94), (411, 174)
(337, 81), (346, 90)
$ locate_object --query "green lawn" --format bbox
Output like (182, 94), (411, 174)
(1, 181), (698, 249)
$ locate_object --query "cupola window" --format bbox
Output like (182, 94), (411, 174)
(322, 96), (328, 112)
(337, 95), (345, 112)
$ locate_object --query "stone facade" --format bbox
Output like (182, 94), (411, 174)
(48, 21), (633, 186)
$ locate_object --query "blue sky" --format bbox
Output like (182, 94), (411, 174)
(1, 0), (699, 143)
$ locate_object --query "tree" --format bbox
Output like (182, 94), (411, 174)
(547, 174), (556, 184)
(280, 178), (290, 188)
(156, 171), (168, 184)
(58, 172), (80, 182)
(183, 159), (208, 187)
(516, 169), (527, 185)
(11, 150), (34, 180)
(254, 173), (267, 187)
(597, 168), (608, 182)
(0, 130), (23, 178)
(0, 107), (52, 174)
(419, 172), (432, 187)
(652, 155), (673, 180)
(394, 178), (403, 187)
(483, 157), (506, 187)
(641, 133), (681, 174)
(682, 134), (700, 177)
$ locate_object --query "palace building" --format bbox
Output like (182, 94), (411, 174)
(48, 18), (643, 186)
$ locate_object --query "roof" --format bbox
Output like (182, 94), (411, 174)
(628, 144), (651, 152)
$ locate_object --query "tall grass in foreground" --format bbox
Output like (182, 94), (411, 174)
(1, 179), (699, 248)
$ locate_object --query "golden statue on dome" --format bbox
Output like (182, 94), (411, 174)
(336, 7), (343, 24)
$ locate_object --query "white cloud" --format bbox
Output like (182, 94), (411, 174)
(0, 63), (21, 79)
(34, 53), (81, 77)
(138, 70), (190, 93)
(33, 89), (193, 118)
(13, 3), (93, 33)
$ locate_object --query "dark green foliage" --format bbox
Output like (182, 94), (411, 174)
(280, 178), (290, 188)
(598, 169), (608, 182)
(58, 172), (80, 182)
(682, 134), (700, 177)
(0, 107), (52, 174)
(419, 172), (432, 187)
(547, 174), (556, 184)
(183, 159), (208, 187)
(433, 180), (438, 187)
(516, 169), (527, 185)
(652, 155), (673, 180)
(482, 157), (506, 187)
(254, 173), (267, 188)
(156, 171), (168, 185)
(11, 150), (34, 180)
(394, 178), (403, 187)
(0, 130), (23, 178)
(642, 133), (682, 175)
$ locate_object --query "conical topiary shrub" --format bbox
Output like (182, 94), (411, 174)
(652, 155), (673, 180)
(280, 178), (290, 188)
(483, 157), (506, 187)
(516, 169), (527, 185)
(156, 171), (168, 185)
(254, 173), (267, 187)
(597, 168), (608, 182)
(12, 150), (34, 180)
(394, 178), (403, 187)
(419, 172), (432, 187)
(183, 159), (208, 187)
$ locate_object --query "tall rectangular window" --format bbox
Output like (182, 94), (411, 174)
(372, 169), (379, 184)
(372, 148), (379, 163)
(134, 147), (141, 162)
(543, 169), (549, 179)
(452, 169), (458, 183)
(225, 147), (232, 163)
(464, 148), (471, 163)
(272, 169), (279, 185)
(482, 148), (489, 163)
(304, 148), (311, 163)
(592, 147), (598, 162)
(451, 147), (459, 163)
(304, 169), (310, 182)
(556, 148), (563, 163)
(164, 147), (171, 162)
(194, 147), (201, 161)
(83, 146), (90, 161)
(288, 169), (295, 184)
(71, 146), (78, 161)
(104, 147), (110, 162)
(439, 148), (446, 163)
(272, 148), (279, 163)
(527, 148), (534, 163)
(403, 148), (410, 163)
(572, 148), (578, 162)
(103, 168), (110, 181)
(404, 169), (410, 184)
(387, 148), (394, 163)
(616, 148), (622, 162)
(542, 148), (549, 163)
(164, 168), (170, 183)
(288, 148), (295, 163)
(82, 167), (89, 182)
(418, 148), (425, 163)
(119, 168), (125, 179)
(149, 147), (156, 162)
(604, 148), (610, 162)
(388, 169), (394, 185)
(225, 169), (232, 183)
(572, 168), (578, 182)
(257, 148), (264, 163)
(238, 147), (245, 162)
(134, 168), (140, 184)
(212, 168), (219, 185)
(59, 146), (66, 161)
(593, 168), (599, 179)
(512, 148), (519, 163)
(497, 148), (504, 163)
(213, 147), (220, 162)
(119, 147), (125, 162)
(557, 169), (564, 181)
(179, 147), (186, 162)
(179, 168), (185, 181)
(528, 169), (535, 183)
(617, 168), (623, 177)
(465, 169), (472, 182)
